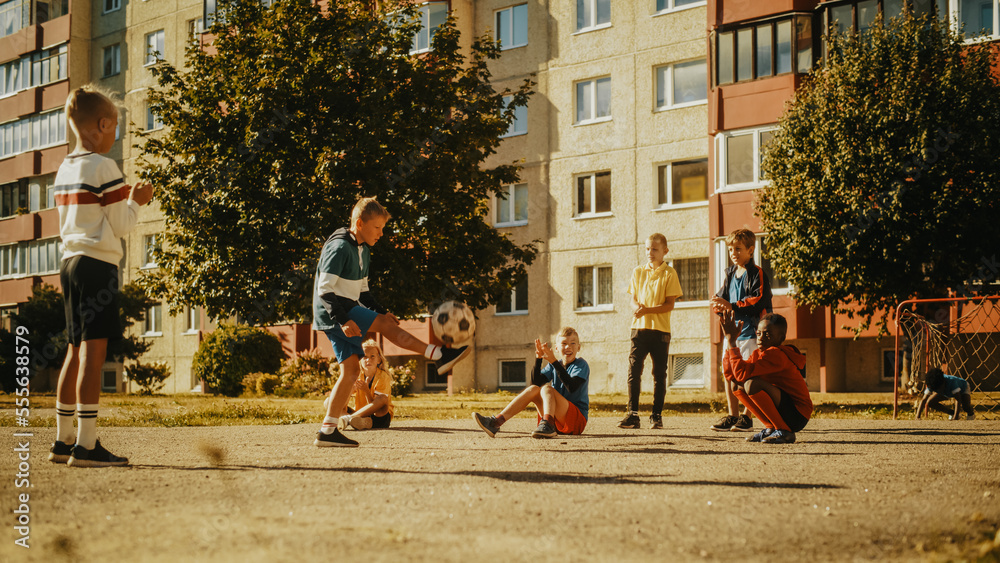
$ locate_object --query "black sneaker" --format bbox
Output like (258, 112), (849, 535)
(730, 414), (753, 432)
(618, 413), (640, 429)
(314, 429), (359, 448)
(762, 429), (796, 444)
(649, 414), (663, 429)
(473, 412), (500, 438)
(48, 441), (73, 464)
(531, 420), (557, 439)
(710, 414), (739, 432)
(67, 440), (129, 468)
(437, 345), (471, 375)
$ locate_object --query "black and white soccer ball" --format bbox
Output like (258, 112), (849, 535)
(431, 301), (476, 346)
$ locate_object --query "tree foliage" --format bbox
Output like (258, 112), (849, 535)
(137, 0), (537, 325)
(756, 13), (1000, 332)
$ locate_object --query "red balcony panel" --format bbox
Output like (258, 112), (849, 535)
(0, 152), (36, 180)
(0, 213), (38, 244)
(37, 208), (59, 238)
(715, 75), (798, 133)
(39, 15), (70, 46)
(0, 25), (39, 63)
(711, 0), (820, 28)
(40, 80), (70, 113)
(0, 277), (36, 304)
(38, 145), (69, 175)
(37, 272), (60, 290)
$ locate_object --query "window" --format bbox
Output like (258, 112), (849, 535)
(27, 175), (52, 212)
(576, 265), (613, 310)
(495, 4), (527, 49)
(657, 159), (708, 207)
(146, 104), (163, 131)
(495, 183), (528, 226)
(497, 276), (528, 315)
(716, 16), (813, 85)
(655, 0), (705, 13)
(187, 17), (204, 43)
(499, 360), (527, 387)
(0, 182), (25, 218)
(104, 0), (120, 13)
(501, 95), (527, 137)
(669, 354), (704, 387)
(103, 44), (121, 77)
(655, 60), (707, 109)
(145, 30), (165, 65)
(185, 305), (201, 333)
(0, 243), (23, 278)
(575, 171), (611, 217)
(1, 0), (29, 39)
(959, 0), (999, 38)
(1, 44), (67, 97)
(144, 304), (163, 335)
(576, 0), (610, 31)
(35, 0), (68, 23)
(410, 2), (448, 54)
(826, 0), (949, 36)
(575, 77), (611, 124)
(0, 109), (67, 159)
(714, 126), (776, 191)
(102, 369), (117, 392)
(143, 234), (160, 268)
(1, 57), (29, 97)
(672, 257), (709, 303)
(0, 238), (60, 277)
(714, 235), (792, 295)
(881, 348), (901, 382)
(426, 362), (447, 386)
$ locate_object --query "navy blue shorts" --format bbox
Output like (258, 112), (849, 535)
(323, 306), (379, 364)
(777, 390), (809, 433)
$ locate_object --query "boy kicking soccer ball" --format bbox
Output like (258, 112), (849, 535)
(473, 328), (589, 439)
(313, 197), (469, 447)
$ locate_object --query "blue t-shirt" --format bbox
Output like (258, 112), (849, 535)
(541, 358), (590, 420)
(728, 272), (756, 341)
(924, 374), (969, 399)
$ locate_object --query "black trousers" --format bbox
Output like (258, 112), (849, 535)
(627, 329), (671, 414)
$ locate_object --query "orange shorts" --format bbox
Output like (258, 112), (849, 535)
(537, 401), (587, 435)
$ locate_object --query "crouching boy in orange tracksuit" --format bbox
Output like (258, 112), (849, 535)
(720, 310), (812, 444)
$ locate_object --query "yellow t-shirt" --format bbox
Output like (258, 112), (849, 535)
(627, 262), (683, 333)
(351, 368), (394, 416)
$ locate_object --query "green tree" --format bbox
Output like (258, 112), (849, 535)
(756, 13), (1000, 332)
(137, 0), (536, 325)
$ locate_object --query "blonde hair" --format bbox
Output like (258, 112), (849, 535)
(647, 233), (667, 247)
(361, 339), (388, 373)
(557, 327), (579, 341)
(65, 86), (118, 131)
(726, 228), (756, 249)
(351, 197), (391, 224)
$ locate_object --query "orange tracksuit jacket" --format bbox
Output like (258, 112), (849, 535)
(724, 345), (813, 419)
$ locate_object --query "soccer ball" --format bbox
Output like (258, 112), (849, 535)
(431, 301), (476, 346)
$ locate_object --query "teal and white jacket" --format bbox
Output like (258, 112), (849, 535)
(312, 228), (386, 330)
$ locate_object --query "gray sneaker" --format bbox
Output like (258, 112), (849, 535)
(473, 412), (500, 438)
(730, 414), (754, 432)
(710, 414), (739, 432)
(532, 420), (557, 439)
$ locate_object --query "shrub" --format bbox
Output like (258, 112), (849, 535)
(389, 360), (417, 397)
(277, 349), (339, 397)
(240, 372), (280, 396)
(192, 324), (283, 397)
(125, 361), (171, 395)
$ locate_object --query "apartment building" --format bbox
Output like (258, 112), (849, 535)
(706, 0), (999, 393)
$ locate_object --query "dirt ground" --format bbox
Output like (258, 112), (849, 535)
(1, 417), (998, 563)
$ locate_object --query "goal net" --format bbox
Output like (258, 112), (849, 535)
(894, 296), (1000, 419)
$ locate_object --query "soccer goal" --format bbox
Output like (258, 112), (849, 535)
(893, 296), (1000, 419)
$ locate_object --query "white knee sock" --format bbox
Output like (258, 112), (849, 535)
(425, 345), (442, 361)
(76, 403), (99, 449)
(320, 416), (339, 435)
(56, 402), (76, 444)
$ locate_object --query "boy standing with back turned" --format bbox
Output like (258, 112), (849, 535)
(709, 228), (772, 433)
(618, 233), (682, 430)
(49, 87), (154, 467)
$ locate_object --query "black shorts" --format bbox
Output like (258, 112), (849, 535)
(371, 412), (392, 429)
(61, 255), (122, 346)
(777, 390), (809, 432)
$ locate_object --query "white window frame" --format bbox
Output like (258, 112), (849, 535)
(146, 103), (163, 131)
(187, 17), (205, 44)
(714, 235), (793, 297)
(669, 257), (710, 308)
(500, 95), (527, 138)
(714, 125), (777, 193)
(145, 29), (165, 66)
(653, 0), (707, 16)
(144, 303), (163, 336)
(575, 0), (611, 33)
(103, 44), (121, 78)
(498, 359), (527, 387)
(654, 59), (707, 111)
(496, 276), (528, 316)
(574, 76), (612, 125)
(576, 264), (614, 312)
(495, 4), (528, 50)
(0, 109), (67, 160)
(142, 234), (159, 268)
(655, 158), (709, 210)
(494, 183), (528, 227)
(949, 1), (1000, 42)
(103, 0), (121, 14)
(573, 170), (612, 219)
(409, 2), (448, 55)
(184, 305), (201, 333)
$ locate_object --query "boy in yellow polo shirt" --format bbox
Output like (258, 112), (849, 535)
(619, 233), (683, 429)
